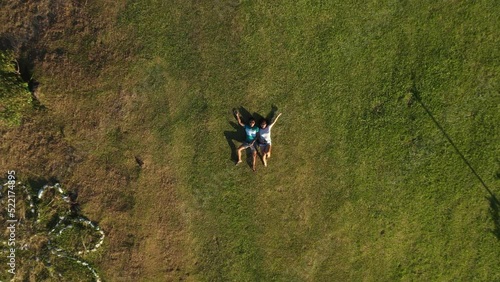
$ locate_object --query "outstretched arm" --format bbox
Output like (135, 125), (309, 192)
(236, 112), (245, 127)
(269, 112), (282, 127)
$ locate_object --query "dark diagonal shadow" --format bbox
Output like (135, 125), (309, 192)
(411, 84), (500, 239)
(488, 196), (500, 240)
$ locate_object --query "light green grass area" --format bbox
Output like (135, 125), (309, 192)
(116, 0), (499, 280)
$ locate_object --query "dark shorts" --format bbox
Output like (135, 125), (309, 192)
(258, 143), (270, 153)
(240, 142), (257, 152)
(258, 141), (271, 147)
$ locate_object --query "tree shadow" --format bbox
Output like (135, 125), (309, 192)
(411, 81), (500, 240)
(27, 177), (59, 192)
(68, 190), (80, 214)
(488, 195), (500, 240)
(0, 35), (14, 51)
(0, 34), (44, 108)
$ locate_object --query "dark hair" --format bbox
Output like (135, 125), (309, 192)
(248, 118), (256, 123)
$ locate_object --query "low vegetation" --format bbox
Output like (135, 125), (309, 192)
(0, 50), (32, 126)
(1, 0), (498, 280)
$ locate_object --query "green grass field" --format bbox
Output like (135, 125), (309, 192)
(1, 0), (499, 281)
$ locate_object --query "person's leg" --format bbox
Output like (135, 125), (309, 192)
(262, 151), (268, 167)
(266, 144), (272, 158)
(258, 144), (265, 165)
(236, 145), (245, 164)
(252, 150), (257, 171)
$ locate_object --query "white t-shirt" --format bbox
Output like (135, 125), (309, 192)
(258, 125), (272, 144)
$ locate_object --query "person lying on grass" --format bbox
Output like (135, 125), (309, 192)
(235, 111), (259, 171)
(257, 112), (282, 167)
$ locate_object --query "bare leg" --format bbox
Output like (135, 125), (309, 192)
(263, 152), (268, 167)
(258, 146), (265, 165)
(252, 151), (257, 171)
(267, 144), (272, 158)
(236, 146), (244, 164)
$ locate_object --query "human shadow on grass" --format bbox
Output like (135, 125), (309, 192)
(267, 104), (279, 122)
(224, 121), (244, 162)
(253, 105), (279, 124)
(411, 83), (500, 239)
(223, 106), (252, 165)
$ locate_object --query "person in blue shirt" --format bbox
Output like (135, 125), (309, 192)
(235, 111), (259, 171)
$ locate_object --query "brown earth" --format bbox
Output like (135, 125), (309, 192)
(1, 0), (194, 280)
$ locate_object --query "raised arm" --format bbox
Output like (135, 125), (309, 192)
(269, 112), (282, 127)
(236, 112), (245, 127)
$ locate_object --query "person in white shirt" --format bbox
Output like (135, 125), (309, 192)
(257, 112), (282, 167)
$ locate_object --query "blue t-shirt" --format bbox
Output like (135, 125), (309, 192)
(244, 125), (259, 142)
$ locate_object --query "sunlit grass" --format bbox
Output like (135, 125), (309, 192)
(116, 0), (499, 280)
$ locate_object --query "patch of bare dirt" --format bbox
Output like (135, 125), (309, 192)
(1, 0), (194, 280)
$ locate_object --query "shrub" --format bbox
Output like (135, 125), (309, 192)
(0, 50), (32, 126)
